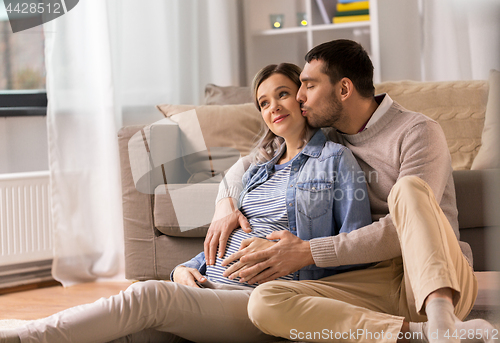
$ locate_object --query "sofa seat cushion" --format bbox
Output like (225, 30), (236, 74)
(375, 80), (488, 170)
(453, 169), (489, 229)
(154, 183), (219, 237)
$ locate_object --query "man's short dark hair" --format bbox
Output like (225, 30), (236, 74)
(305, 39), (375, 98)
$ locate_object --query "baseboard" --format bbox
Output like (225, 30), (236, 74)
(0, 279), (61, 295)
(0, 259), (57, 293)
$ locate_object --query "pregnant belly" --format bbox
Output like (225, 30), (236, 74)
(205, 227), (294, 288)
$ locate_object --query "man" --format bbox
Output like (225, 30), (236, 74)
(204, 40), (496, 343)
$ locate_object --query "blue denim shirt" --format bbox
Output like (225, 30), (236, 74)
(173, 130), (372, 282)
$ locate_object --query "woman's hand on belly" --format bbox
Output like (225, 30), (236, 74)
(221, 237), (276, 280)
(172, 265), (207, 288)
(204, 198), (252, 266)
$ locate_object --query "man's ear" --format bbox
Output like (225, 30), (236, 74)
(339, 78), (354, 101)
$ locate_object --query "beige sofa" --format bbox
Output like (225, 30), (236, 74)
(118, 76), (500, 301)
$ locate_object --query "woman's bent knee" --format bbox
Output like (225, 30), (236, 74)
(125, 280), (175, 306)
(126, 280), (162, 294)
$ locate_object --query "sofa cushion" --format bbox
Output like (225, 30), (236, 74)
(204, 84), (253, 105)
(154, 183), (219, 237)
(471, 70), (500, 170)
(453, 170), (486, 229)
(156, 103), (264, 183)
(375, 80), (488, 170)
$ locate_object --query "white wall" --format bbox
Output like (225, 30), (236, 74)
(0, 116), (48, 173)
(377, 0), (422, 82)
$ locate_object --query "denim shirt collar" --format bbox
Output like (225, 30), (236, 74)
(300, 129), (326, 158)
(261, 129), (326, 170)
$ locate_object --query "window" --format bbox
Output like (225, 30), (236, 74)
(0, 0), (47, 116)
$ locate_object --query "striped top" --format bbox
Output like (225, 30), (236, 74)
(206, 161), (295, 287)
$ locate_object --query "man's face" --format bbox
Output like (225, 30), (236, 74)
(297, 59), (347, 130)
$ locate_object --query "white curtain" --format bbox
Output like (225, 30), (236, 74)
(421, 0), (500, 81)
(44, 0), (242, 286)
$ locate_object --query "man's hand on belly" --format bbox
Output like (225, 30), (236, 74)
(234, 231), (314, 284)
(222, 237), (276, 280)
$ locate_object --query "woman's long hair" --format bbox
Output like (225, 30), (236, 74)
(251, 63), (315, 164)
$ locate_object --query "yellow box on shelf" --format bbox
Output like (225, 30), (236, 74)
(333, 14), (370, 24)
(336, 1), (369, 12)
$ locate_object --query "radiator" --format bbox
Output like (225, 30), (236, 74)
(0, 171), (54, 288)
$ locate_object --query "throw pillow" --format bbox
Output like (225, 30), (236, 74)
(204, 84), (253, 105)
(156, 103), (264, 183)
(471, 70), (500, 170)
(375, 80), (489, 170)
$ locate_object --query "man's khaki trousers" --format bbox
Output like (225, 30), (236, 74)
(248, 176), (478, 343)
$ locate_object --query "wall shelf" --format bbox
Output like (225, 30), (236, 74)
(255, 27), (309, 36)
(243, 0), (381, 84)
(254, 21), (371, 36)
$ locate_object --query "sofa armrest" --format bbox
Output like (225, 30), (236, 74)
(118, 125), (157, 280)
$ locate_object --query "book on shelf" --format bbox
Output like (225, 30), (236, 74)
(335, 9), (369, 17)
(333, 14), (370, 24)
(337, 1), (369, 12)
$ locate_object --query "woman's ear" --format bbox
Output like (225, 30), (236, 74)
(339, 77), (354, 101)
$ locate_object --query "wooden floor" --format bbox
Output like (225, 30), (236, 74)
(0, 281), (132, 320)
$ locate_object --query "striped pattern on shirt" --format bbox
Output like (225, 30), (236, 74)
(206, 163), (295, 288)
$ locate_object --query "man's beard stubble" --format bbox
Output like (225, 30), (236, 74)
(302, 91), (348, 130)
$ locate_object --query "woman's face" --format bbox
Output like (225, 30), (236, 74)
(256, 73), (306, 140)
